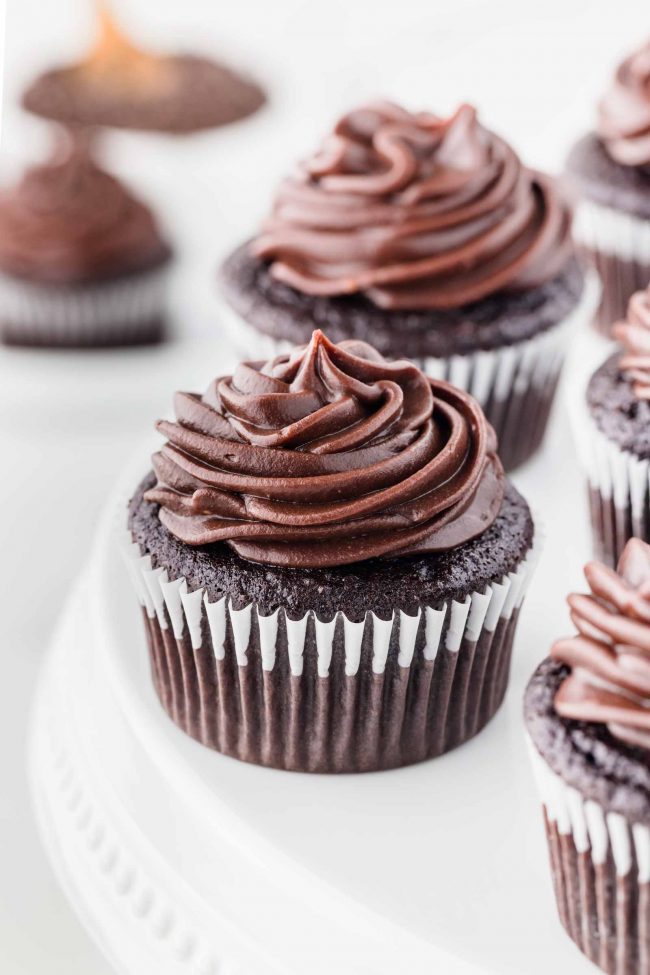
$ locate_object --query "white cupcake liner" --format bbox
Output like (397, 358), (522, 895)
(218, 272), (599, 470)
(527, 739), (650, 972)
(570, 382), (650, 565)
(0, 264), (170, 347)
(573, 199), (650, 263)
(121, 525), (541, 772)
(572, 198), (650, 334)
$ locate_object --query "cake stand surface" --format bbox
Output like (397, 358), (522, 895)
(28, 335), (609, 975)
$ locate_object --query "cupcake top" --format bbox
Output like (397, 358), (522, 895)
(145, 331), (505, 569)
(586, 283), (650, 459)
(0, 140), (171, 283)
(551, 538), (650, 751)
(598, 41), (650, 168)
(251, 101), (573, 311)
(22, 7), (265, 134)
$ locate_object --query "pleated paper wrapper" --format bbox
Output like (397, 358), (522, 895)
(0, 265), (170, 347)
(573, 199), (650, 336)
(571, 385), (650, 567)
(528, 739), (650, 975)
(121, 527), (541, 773)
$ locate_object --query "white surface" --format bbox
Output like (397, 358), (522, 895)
(0, 0), (647, 971)
(0, 339), (238, 975)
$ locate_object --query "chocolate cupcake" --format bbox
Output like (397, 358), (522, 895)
(0, 138), (172, 347)
(219, 101), (596, 471)
(22, 7), (265, 134)
(566, 41), (650, 334)
(525, 539), (650, 974)
(575, 284), (650, 566)
(125, 331), (538, 773)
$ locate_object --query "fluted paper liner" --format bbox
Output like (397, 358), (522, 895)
(527, 740), (650, 974)
(122, 528), (540, 773)
(573, 199), (650, 335)
(571, 387), (650, 567)
(0, 265), (170, 346)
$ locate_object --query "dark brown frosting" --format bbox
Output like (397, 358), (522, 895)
(598, 41), (650, 167)
(251, 101), (573, 311)
(145, 331), (505, 569)
(0, 139), (170, 283)
(552, 539), (650, 750)
(613, 283), (650, 399)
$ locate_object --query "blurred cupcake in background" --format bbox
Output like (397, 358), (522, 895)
(0, 134), (172, 347)
(525, 538), (650, 974)
(219, 101), (597, 471)
(566, 41), (650, 334)
(126, 331), (539, 773)
(22, 4), (266, 135)
(574, 283), (650, 566)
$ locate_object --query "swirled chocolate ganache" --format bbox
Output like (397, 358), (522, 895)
(144, 330), (505, 568)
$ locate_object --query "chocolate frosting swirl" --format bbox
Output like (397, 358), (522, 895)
(613, 283), (650, 400)
(144, 331), (505, 569)
(552, 539), (650, 750)
(0, 140), (170, 283)
(599, 41), (650, 167)
(251, 101), (573, 311)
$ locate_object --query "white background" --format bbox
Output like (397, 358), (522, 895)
(0, 0), (647, 971)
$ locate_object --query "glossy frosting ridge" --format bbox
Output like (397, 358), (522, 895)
(552, 538), (650, 750)
(252, 101), (573, 311)
(145, 331), (505, 568)
(613, 283), (650, 399)
(599, 41), (650, 167)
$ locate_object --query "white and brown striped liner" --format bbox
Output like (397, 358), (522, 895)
(122, 528), (540, 773)
(571, 391), (650, 567)
(0, 265), (170, 346)
(573, 199), (650, 334)
(528, 741), (650, 974)
(218, 273), (598, 471)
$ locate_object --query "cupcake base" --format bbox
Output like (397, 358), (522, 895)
(574, 353), (650, 566)
(126, 477), (537, 773)
(567, 134), (650, 336)
(583, 245), (650, 336)
(526, 658), (650, 975)
(139, 601), (521, 774)
(1, 317), (165, 348)
(588, 484), (646, 568)
(544, 813), (648, 974)
(0, 264), (170, 348)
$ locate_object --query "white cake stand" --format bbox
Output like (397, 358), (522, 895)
(28, 359), (608, 975)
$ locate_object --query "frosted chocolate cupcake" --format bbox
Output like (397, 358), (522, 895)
(566, 41), (650, 334)
(220, 102), (595, 471)
(525, 539), (650, 974)
(576, 284), (650, 565)
(0, 139), (172, 347)
(22, 7), (265, 134)
(125, 331), (538, 773)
